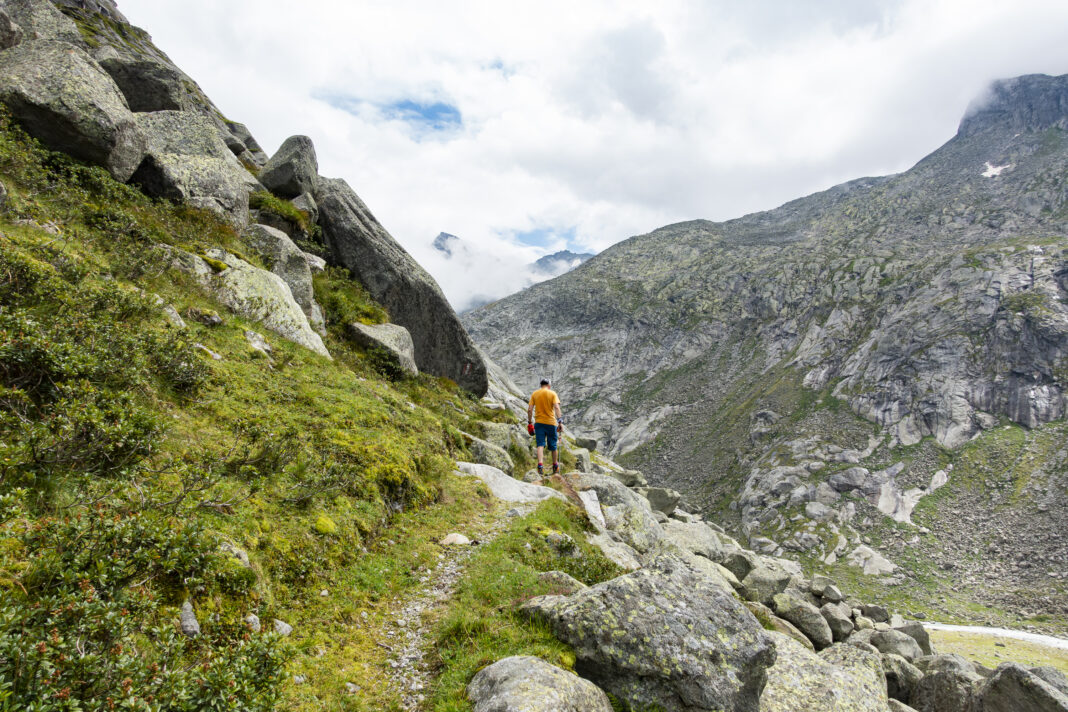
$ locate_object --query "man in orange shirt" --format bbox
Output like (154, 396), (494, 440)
(527, 378), (563, 477)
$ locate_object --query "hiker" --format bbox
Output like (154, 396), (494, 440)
(527, 378), (563, 476)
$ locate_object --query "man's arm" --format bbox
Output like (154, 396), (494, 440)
(527, 401), (534, 423)
(554, 401), (563, 429)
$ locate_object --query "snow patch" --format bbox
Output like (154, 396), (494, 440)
(982, 161), (1010, 178)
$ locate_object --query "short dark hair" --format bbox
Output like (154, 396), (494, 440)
(540, 379), (550, 386)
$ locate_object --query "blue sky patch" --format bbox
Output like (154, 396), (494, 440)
(382, 99), (462, 131)
(313, 92), (462, 134)
(514, 226), (577, 250)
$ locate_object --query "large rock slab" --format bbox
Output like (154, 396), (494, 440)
(170, 248), (329, 357)
(977, 662), (1068, 712)
(0, 39), (145, 180)
(259, 135), (317, 199)
(871, 629), (923, 662)
(130, 110), (259, 222)
(883, 653), (923, 705)
(894, 621), (933, 656)
(821, 602), (854, 642)
(246, 223), (322, 331)
(759, 633), (888, 712)
(741, 564), (793, 606)
(661, 519), (742, 563)
(315, 177), (487, 394)
(911, 655), (984, 712)
(95, 47), (187, 112)
(467, 655), (612, 712)
(772, 591), (833, 650)
(455, 462), (565, 504)
(846, 545), (897, 575)
(564, 473), (663, 553)
(522, 555), (776, 712)
(461, 432), (514, 474)
(2, 0), (82, 44)
(645, 486), (682, 514)
(348, 322), (419, 376)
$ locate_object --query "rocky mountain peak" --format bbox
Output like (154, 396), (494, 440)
(432, 231), (460, 256)
(958, 72), (1068, 136)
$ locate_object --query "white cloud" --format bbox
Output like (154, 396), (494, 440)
(118, 0), (1068, 311)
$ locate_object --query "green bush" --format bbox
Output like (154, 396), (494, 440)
(313, 266), (389, 328)
(0, 505), (287, 711)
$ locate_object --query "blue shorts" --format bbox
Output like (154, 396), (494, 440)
(534, 422), (558, 451)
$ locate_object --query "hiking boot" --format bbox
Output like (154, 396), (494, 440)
(537, 463), (544, 476)
(552, 462), (560, 475)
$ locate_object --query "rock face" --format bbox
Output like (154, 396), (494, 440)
(772, 591), (833, 650)
(346, 322), (418, 376)
(454, 462), (566, 504)
(259, 135), (317, 199)
(246, 223), (323, 331)
(977, 662), (1068, 712)
(466, 656), (613, 712)
(315, 177), (488, 395)
(169, 248), (329, 358)
(522, 555), (776, 712)
(759, 633), (888, 712)
(0, 39), (145, 180)
(131, 110), (259, 222)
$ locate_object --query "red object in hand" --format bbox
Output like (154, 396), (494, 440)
(527, 423), (535, 435)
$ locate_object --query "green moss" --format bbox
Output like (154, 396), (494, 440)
(249, 191), (316, 236)
(314, 515), (338, 535)
(199, 254), (230, 273)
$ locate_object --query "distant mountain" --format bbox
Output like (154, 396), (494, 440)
(430, 233), (596, 310)
(466, 74), (1068, 622)
(532, 249), (595, 275)
(432, 231), (460, 257)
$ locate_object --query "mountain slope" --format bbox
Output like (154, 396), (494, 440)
(466, 74), (1068, 622)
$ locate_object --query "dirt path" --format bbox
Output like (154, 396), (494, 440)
(380, 503), (532, 710)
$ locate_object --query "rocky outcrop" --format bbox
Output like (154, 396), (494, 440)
(523, 555), (776, 712)
(95, 46), (188, 112)
(460, 432), (514, 474)
(246, 223), (323, 331)
(315, 177), (487, 395)
(960, 74), (1068, 137)
(131, 110), (260, 222)
(2, 0), (82, 44)
(168, 247), (329, 358)
(466, 656), (613, 712)
(346, 322), (418, 376)
(977, 662), (1068, 712)
(759, 633), (888, 712)
(454, 462), (565, 504)
(259, 135), (317, 199)
(0, 39), (144, 180)
(772, 591), (833, 650)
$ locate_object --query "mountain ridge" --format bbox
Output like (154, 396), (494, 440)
(466, 72), (1068, 623)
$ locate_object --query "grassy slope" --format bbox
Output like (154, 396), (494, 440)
(0, 114), (612, 710)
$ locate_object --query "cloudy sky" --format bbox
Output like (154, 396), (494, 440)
(119, 0), (1068, 311)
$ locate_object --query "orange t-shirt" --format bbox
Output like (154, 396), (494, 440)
(528, 387), (560, 426)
